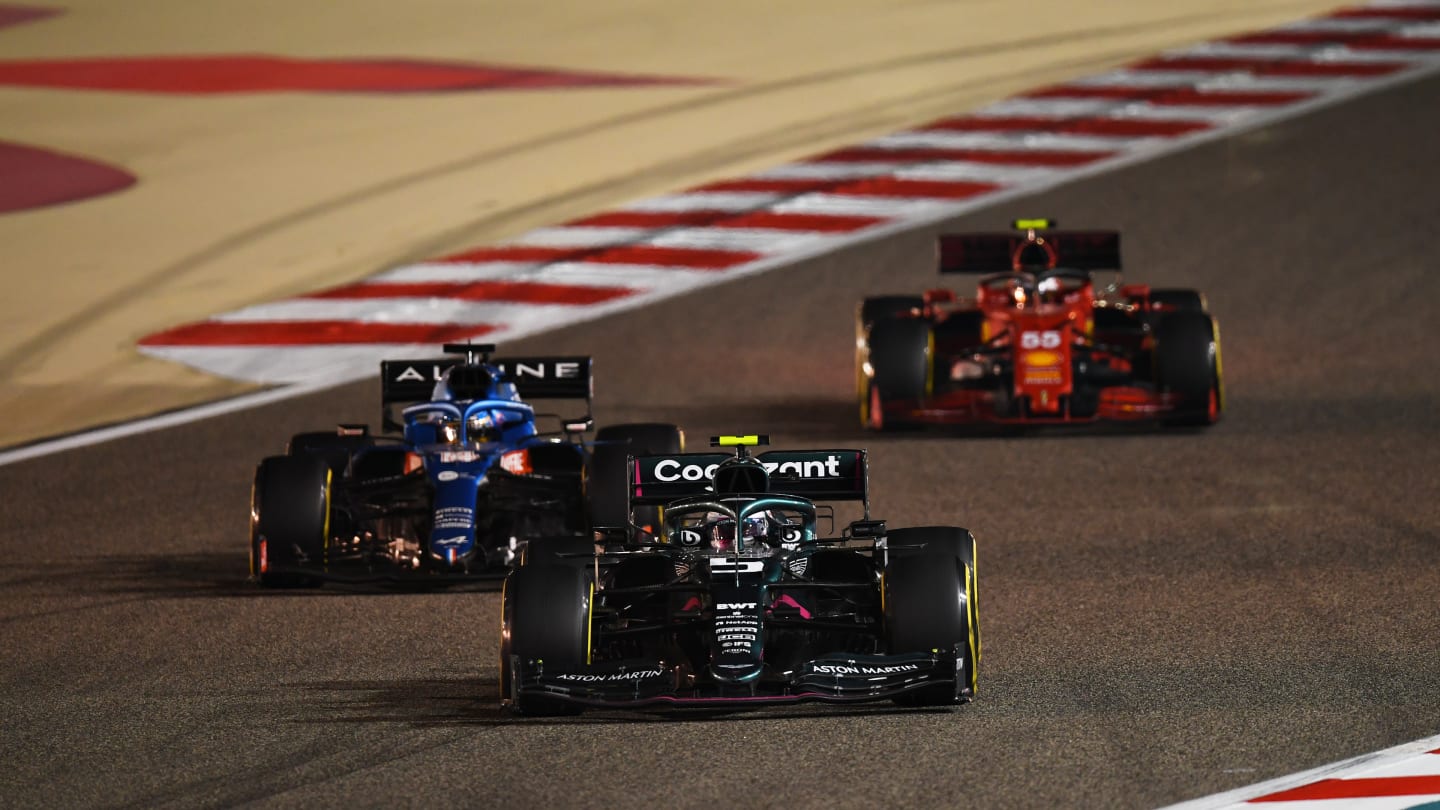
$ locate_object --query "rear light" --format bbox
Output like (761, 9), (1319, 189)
(500, 449), (532, 475)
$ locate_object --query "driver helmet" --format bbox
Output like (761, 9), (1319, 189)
(1036, 275), (1066, 305)
(433, 364), (497, 403)
(707, 512), (772, 552)
(466, 411), (504, 444)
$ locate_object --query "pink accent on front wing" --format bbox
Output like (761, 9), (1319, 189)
(769, 593), (812, 619)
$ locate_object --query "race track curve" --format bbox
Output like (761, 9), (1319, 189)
(1, 69), (1438, 809)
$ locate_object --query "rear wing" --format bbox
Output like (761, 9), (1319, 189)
(628, 448), (870, 511)
(938, 231), (1121, 274)
(379, 355), (593, 432)
(380, 356), (593, 404)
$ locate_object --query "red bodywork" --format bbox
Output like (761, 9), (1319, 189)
(862, 227), (1213, 427)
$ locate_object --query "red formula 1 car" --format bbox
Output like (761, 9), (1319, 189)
(856, 220), (1223, 430)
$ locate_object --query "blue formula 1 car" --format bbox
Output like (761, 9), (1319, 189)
(249, 343), (683, 587)
(500, 435), (981, 715)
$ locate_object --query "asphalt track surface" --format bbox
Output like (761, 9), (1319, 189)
(3, 71), (1439, 810)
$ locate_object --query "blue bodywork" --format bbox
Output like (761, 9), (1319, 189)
(387, 372), (579, 568)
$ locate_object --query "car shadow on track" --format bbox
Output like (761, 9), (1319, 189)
(0, 551), (504, 605)
(291, 675), (956, 728)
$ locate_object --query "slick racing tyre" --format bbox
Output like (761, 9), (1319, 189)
(857, 297), (923, 426)
(887, 527), (980, 664)
(587, 423), (683, 532)
(250, 455), (331, 588)
(884, 543), (978, 706)
(861, 317), (931, 431)
(500, 564), (592, 716)
(1153, 310), (1223, 427)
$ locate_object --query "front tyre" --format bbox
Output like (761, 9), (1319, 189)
(250, 455), (331, 588)
(1154, 310), (1223, 427)
(887, 526), (980, 664)
(884, 549), (978, 706)
(500, 564), (592, 716)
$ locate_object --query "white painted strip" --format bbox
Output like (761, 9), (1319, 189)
(1069, 69), (1229, 87)
(978, 97), (1256, 122)
(892, 161), (1063, 185)
(621, 191), (783, 212)
(1160, 732), (1440, 809)
(209, 297), (583, 325)
(1179, 40), (1440, 62)
(1365, 751), (1440, 777)
(974, 97), (1134, 117)
(1074, 69), (1360, 92)
(1104, 105), (1257, 125)
(1186, 40), (1440, 61)
(522, 260), (720, 287)
(1277, 18), (1413, 33)
(644, 226), (840, 253)
(755, 161), (910, 180)
(858, 129), (1128, 152)
(373, 261), (546, 283)
(769, 193), (953, 218)
(138, 285), (722, 384)
(1399, 22), (1440, 37)
(1217, 798), (1440, 810)
(139, 345), (453, 386)
(1369, 0), (1440, 7)
(869, 129), (1151, 153)
(368, 259), (709, 289)
(1177, 42), (1334, 59)
(507, 226), (652, 247)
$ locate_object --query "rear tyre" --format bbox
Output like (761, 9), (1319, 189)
(587, 423), (683, 531)
(857, 297), (922, 426)
(1154, 311), (1222, 427)
(884, 552), (978, 706)
(250, 455), (331, 588)
(861, 317), (931, 431)
(500, 564), (592, 716)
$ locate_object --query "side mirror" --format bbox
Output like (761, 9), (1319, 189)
(848, 519), (886, 538)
